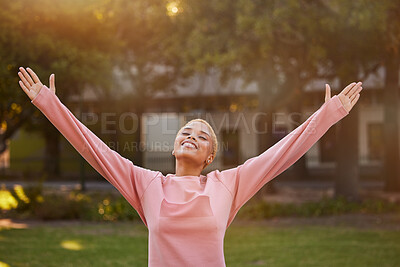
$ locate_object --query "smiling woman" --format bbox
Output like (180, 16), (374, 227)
(17, 67), (362, 266)
(173, 118), (219, 175)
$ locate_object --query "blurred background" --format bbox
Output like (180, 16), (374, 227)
(1, 0), (399, 195)
(0, 0), (400, 266)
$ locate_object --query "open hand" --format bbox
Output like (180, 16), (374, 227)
(325, 82), (362, 113)
(18, 67), (55, 100)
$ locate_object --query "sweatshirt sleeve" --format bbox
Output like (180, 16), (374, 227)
(219, 95), (349, 226)
(31, 85), (159, 225)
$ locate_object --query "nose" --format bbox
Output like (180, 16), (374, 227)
(187, 135), (196, 141)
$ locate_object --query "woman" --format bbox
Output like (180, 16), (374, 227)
(18, 67), (362, 266)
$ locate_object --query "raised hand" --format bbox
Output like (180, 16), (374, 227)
(18, 67), (56, 100)
(325, 82), (362, 113)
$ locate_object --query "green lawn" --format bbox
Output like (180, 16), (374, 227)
(0, 221), (399, 267)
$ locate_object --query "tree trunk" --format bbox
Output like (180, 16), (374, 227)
(254, 75), (279, 198)
(134, 103), (144, 167)
(43, 122), (61, 177)
(334, 79), (359, 200)
(288, 95), (309, 180)
(0, 108), (31, 154)
(254, 107), (278, 199)
(383, 53), (400, 192)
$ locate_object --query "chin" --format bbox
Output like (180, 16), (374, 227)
(175, 151), (202, 162)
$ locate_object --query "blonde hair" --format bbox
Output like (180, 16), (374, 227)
(176, 118), (218, 168)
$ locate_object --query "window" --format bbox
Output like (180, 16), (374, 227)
(222, 128), (239, 167)
(367, 123), (383, 161)
(320, 127), (336, 162)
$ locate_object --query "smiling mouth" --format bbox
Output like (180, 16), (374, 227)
(181, 141), (197, 149)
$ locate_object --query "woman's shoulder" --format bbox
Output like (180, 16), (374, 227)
(206, 167), (238, 180)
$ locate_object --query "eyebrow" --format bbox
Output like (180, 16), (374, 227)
(182, 127), (211, 137)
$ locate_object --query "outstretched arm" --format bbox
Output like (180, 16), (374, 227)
(17, 67), (159, 225)
(220, 82), (362, 226)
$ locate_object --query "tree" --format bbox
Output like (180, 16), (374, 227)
(161, 0), (390, 199)
(0, 0), (117, 176)
(318, 0), (388, 198)
(105, 0), (183, 166)
(168, 0), (339, 185)
(382, 0), (400, 192)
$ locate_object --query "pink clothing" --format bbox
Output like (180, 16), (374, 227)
(32, 85), (349, 266)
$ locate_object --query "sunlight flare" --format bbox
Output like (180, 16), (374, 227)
(13, 185), (30, 204)
(0, 261), (11, 267)
(166, 1), (181, 16)
(0, 186), (18, 210)
(60, 240), (84, 251)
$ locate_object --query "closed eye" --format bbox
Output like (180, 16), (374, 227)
(181, 131), (207, 140)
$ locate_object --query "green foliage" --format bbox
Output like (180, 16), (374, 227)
(11, 183), (44, 214)
(2, 183), (399, 221)
(32, 191), (92, 220)
(1, 185), (141, 221)
(94, 195), (141, 221)
(238, 197), (400, 220)
(0, 0), (117, 157)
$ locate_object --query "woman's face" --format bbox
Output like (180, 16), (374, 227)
(173, 121), (213, 166)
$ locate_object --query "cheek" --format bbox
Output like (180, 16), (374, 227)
(201, 141), (211, 152)
(174, 136), (187, 150)
(174, 139), (181, 148)
(173, 139), (179, 149)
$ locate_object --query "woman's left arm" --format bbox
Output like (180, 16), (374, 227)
(221, 82), (362, 224)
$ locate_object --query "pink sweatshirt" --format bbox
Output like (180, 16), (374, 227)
(31, 85), (348, 266)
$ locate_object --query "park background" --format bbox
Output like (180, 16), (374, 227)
(0, 0), (400, 266)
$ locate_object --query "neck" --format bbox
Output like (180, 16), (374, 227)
(175, 159), (203, 177)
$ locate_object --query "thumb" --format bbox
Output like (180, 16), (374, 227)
(49, 74), (56, 94)
(325, 84), (331, 103)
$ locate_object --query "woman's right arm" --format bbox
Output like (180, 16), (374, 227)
(18, 67), (159, 225)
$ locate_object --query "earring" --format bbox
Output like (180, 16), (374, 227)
(172, 151), (175, 155)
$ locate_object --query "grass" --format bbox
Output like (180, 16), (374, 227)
(0, 220), (399, 267)
(225, 224), (400, 267)
(0, 222), (148, 267)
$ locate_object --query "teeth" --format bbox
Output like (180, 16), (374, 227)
(182, 142), (196, 148)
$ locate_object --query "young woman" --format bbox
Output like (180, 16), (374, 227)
(18, 67), (362, 266)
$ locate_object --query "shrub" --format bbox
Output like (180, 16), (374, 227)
(92, 196), (140, 221)
(3, 184), (400, 221)
(237, 196), (400, 220)
(1, 185), (140, 221)
(33, 191), (92, 220)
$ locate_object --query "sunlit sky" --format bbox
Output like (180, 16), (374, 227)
(167, 1), (180, 16)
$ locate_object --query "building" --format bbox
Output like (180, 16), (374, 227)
(1, 67), (386, 178)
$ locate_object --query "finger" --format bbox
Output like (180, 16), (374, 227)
(49, 74), (55, 93)
(19, 67), (35, 86)
(351, 93), (360, 107)
(26, 67), (41, 84)
(18, 72), (31, 89)
(325, 84), (331, 102)
(348, 82), (362, 99)
(350, 86), (362, 102)
(341, 82), (357, 96)
(19, 80), (30, 96)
